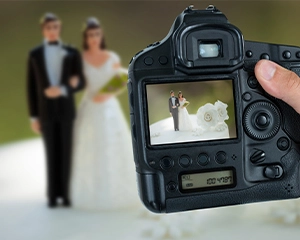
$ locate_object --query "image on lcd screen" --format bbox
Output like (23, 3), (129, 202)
(146, 80), (237, 145)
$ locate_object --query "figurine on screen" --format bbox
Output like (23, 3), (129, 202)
(26, 13), (85, 208)
(178, 91), (193, 131)
(169, 90), (180, 131)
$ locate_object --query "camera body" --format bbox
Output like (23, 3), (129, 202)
(127, 5), (300, 213)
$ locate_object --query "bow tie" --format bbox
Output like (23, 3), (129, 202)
(172, 96), (175, 98)
(48, 41), (59, 45)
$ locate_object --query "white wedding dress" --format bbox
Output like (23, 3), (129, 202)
(178, 98), (193, 131)
(71, 52), (139, 211)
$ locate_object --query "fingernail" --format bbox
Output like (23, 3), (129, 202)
(260, 60), (276, 81)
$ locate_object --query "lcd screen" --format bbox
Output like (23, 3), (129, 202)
(146, 80), (237, 145)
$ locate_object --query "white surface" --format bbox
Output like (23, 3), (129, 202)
(1, 139), (300, 240)
(150, 115), (229, 145)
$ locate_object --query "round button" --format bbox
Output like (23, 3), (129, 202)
(261, 53), (270, 60)
(166, 182), (177, 193)
(246, 50), (253, 58)
(144, 57), (154, 66)
(243, 101), (281, 140)
(296, 52), (300, 58)
(215, 151), (227, 164)
(197, 153), (210, 166)
(247, 76), (259, 89)
(277, 137), (290, 151)
(254, 112), (270, 130)
(283, 51), (291, 59)
(160, 157), (174, 170)
(159, 56), (168, 65)
(242, 92), (252, 101)
(179, 155), (191, 168)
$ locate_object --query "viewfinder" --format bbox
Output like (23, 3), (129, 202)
(199, 41), (221, 58)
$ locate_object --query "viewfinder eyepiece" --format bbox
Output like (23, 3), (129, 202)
(199, 41), (221, 58)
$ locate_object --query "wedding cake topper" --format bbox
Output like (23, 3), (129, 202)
(148, 80), (234, 145)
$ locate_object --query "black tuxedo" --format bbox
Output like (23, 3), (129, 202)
(27, 44), (85, 204)
(169, 97), (179, 131)
(27, 45), (85, 122)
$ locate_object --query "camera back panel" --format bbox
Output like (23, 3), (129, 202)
(128, 6), (300, 213)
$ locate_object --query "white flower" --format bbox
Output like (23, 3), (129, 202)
(197, 103), (219, 129)
(214, 100), (229, 121)
(214, 122), (228, 132)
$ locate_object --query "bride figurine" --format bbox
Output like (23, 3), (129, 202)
(178, 91), (193, 131)
(70, 17), (139, 211)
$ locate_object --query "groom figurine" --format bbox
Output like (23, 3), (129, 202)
(26, 13), (85, 208)
(169, 90), (179, 131)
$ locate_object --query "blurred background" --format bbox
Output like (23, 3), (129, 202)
(1, 1), (300, 240)
(2, 0), (300, 144)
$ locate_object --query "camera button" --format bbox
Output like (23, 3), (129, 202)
(254, 112), (271, 130)
(277, 137), (290, 151)
(159, 56), (168, 65)
(283, 51), (291, 59)
(246, 50), (253, 58)
(215, 151), (227, 164)
(296, 52), (300, 58)
(243, 101), (280, 140)
(264, 165), (283, 179)
(250, 149), (266, 164)
(166, 182), (177, 193)
(242, 92), (252, 101)
(247, 76), (259, 89)
(197, 153), (210, 166)
(260, 53), (270, 60)
(160, 157), (174, 170)
(144, 57), (154, 66)
(179, 155), (191, 168)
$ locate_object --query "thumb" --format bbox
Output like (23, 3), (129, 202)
(255, 60), (300, 114)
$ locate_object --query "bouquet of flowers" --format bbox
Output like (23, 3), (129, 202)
(196, 100), (229, 131)
(98, 68), (128, 94)
(193, 100), (229, 136)
(182, 101), (190, 108)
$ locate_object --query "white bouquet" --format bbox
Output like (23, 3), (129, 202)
(196, 100), (229, 131)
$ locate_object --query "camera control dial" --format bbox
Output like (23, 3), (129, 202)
(243, 101), (281, 140)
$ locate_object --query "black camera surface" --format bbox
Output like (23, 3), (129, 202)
(127, 5), (300, 213)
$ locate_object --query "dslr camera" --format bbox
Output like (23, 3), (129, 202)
(127, 5), (300, 213)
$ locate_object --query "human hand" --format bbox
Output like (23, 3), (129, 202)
(170, 113), (172, 116)
(44, 86), (62, 98)
(172, 106), (176, 109)
(31, 120), (41, 134)
(69, 76), (79, 89)
(255, 60), (300, 114)
(93, 94), (112, 103)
